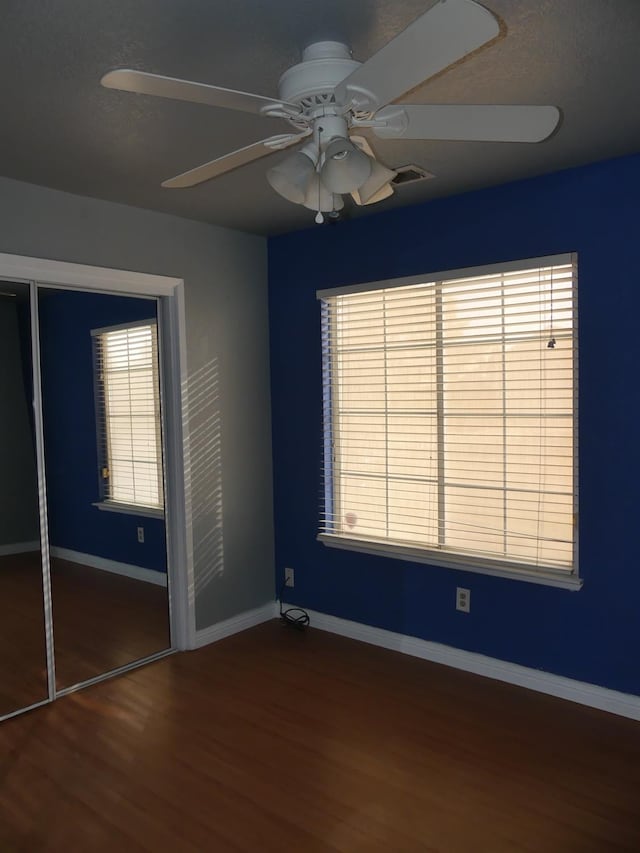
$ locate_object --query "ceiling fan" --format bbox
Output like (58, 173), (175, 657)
(101, 0), (560, 223)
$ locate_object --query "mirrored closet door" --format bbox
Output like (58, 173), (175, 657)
(0, 261), (181, 725)
(37, 287), (171, 691)
(0, 281), (49, 718)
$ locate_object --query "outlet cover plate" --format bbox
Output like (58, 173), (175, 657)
(456, 587), (470, 613)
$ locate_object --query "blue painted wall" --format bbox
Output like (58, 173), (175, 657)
(38, 289), (167, 573)
(268, 152), (640, 696)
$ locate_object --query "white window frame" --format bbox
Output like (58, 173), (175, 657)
(92, 317), (165, 516)
(317, 254), (580, 590)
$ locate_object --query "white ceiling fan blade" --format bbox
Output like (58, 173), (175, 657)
(349, 135), (377, 158)
(335, 0), (499, 111)
(372, 104), (561, 142)
(161, 133), (306, 189)
(351, 181), (394, 206)
(101, 69), (301, 118)
(349, 134), (396, 203)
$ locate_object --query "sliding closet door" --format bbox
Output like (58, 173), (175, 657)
(37, 287), (171, 690)
(0, 281), (49, 718)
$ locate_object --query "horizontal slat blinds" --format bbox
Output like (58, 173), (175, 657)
(320, 259), (576, 574)
(93, 322), (164, 510)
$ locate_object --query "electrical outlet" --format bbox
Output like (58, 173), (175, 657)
(456, 587), (470, 613)
(284, 567), (294, 588)
(137, 526), (144, 544)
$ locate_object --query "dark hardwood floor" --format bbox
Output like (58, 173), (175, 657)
(50, 557), (170, 689)
(1, 620), (639, 852)
(0, 553), (170, 718)
(0, 553), (48, 715)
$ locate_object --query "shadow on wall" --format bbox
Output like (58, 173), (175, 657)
(185, 359), (225, 599)
(0, 290), (39, 551)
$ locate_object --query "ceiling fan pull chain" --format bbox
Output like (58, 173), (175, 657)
(313, 148), (324, 223)
(315, 174), (324, 224)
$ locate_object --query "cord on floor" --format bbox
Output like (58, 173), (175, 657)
(278, 577), (310, 629)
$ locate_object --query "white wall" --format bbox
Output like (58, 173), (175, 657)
(0, 176), (274, 629)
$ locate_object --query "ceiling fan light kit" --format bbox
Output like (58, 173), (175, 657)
(354, 159), (398, 204)
(321, 137), (372, 194)
(302, 174), (344, 216)
(101, 0), (562, 224)
(266, 148), (317, 204)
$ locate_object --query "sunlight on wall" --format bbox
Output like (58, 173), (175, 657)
(183, 359), (225, 597)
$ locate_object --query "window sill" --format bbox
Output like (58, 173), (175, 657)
(317, 533), (582, 590)
(93, 501), (164, 519)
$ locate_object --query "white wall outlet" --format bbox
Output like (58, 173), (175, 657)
(284, 567), (294, 588)
(456, 587), (470, 613)
(137, 526), (144, 543)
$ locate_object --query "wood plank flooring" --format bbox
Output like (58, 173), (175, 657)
(50, 557), (170, 689)
(0, 553), (48, 715)
(1, 620), (639, 852)
(0, 553), (170, 718)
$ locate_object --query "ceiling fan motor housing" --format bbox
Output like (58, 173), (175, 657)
(278, 41), (360, 116)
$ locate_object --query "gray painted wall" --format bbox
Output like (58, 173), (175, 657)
(0, 175), (274, 630)
(0, 295), (40, 546)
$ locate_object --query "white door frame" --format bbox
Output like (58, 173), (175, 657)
(0, 251), (195, 662)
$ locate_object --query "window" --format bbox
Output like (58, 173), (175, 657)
(92, 320), (164, 513)
(318, 255), (578, 586)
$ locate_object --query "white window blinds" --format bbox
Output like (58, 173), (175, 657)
(319, 257), (577, 576)
(93, 321), (164, 510)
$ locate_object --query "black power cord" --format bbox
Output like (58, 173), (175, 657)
(278, 577), (310, 630)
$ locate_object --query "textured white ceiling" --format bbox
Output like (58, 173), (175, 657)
(1, 0), (639, 235)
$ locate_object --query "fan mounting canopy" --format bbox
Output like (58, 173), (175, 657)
(277, 41), (361, 110)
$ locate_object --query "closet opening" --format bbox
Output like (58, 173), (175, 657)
(0, 253), (194, 722)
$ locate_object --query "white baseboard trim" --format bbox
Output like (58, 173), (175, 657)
(193, 602), (277, 649)
(302, 608), (640, 722)
(49, 546), (168, 587)
(0, 540), (40, 556)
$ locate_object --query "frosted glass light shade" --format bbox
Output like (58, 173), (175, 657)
(321, 138), (372, 194)
(355, 160), (397, 204)
(302, 174), (344, 212)
(352, 181), (394, 206)
(267, 151), (316, 204)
